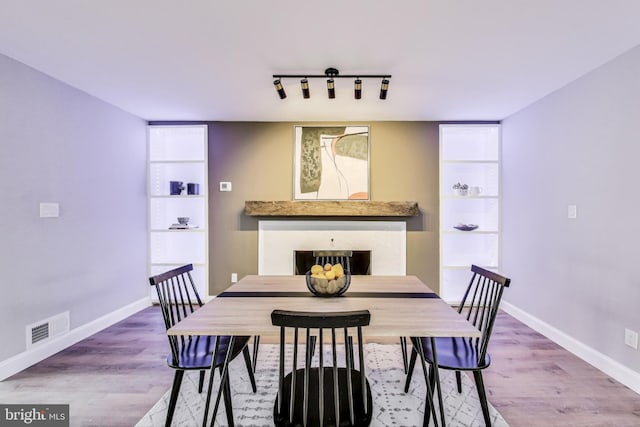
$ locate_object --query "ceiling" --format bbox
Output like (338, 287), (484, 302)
(1, 1), (640, 122)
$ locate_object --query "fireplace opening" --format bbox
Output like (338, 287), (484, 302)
(294, 250), (371, 275)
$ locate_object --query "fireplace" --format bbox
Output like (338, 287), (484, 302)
(258, 220), (405, 275)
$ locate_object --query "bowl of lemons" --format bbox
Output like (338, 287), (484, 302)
(306, 263), (351, 297)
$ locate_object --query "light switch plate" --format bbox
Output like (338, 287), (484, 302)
(40, 202), (60, 218)
(219, 182), (232, 192)
(567, 205), (577, 219)
(625, 328), (638, 350)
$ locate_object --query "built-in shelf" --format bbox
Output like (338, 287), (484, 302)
(439, 124), (501, 303)
(148, 124), (209, 301)
(244, 200), (419, 217)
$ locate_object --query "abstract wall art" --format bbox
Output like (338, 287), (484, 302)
(293, 126), (370, 200)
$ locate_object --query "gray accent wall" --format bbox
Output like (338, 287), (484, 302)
(502, 46), (640, 373)
(206, 122), (440, 296)
(0, 54), (147, 361)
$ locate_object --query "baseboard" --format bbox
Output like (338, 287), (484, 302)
(0, 297), (151, 381)
(501, 301), (640, 395)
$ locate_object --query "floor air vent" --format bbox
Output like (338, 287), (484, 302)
(26, 311), (70, 348)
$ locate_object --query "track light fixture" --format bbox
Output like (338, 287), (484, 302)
(273, 68), (391, 100)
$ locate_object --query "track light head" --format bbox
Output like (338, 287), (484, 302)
(273, 79), (286, 99)
(379, 79), (389, 100)
(327, 78), (335, 99)
(300, 78), (310, 99)
(354, 79), (362, 100)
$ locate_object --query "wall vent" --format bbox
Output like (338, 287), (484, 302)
(26, 311), (70, 348)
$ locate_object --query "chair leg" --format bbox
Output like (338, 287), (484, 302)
(165, 370), (185, 427)
(428, 364), (436, 396)
(416, 356), (438, 427)
(421, 364), (438, 427)
(404, 347), (418, 393)
(473, 370), (492, 427)
(222, 366), (235, 427)
(198, 370), (206, 393)
(252, 336), (260, 373)
(400, 337), (408, 373)
(242, 346), (257, 393)
(209, 337), (236, 427)
(455, 371), (462, 394)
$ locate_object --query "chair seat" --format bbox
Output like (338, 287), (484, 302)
(274, 366), (372, 427)
(168, 335), (251, 370)
(413, 336), (491, 371)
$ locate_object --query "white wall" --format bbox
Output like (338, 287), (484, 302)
(0, 54), (148, 366)
(502, 46), (640, 376)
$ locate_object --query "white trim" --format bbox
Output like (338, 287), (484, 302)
(502, 301), (640, 395)
(0, 298), (150, 381)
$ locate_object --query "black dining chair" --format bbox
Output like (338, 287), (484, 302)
(313, 250), (410, 376)
(314, 250), (410, 376)
(149, 264), (257, 427)
(404, 264), (511, 427)
(313, 250), (353, 272)
(271, 309), (373, 427)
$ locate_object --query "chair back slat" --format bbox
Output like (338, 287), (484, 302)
(458, 265), (511, 363)
(357, 326), (367, 411)
(331, 328), (340, 426)
(318, 328), (325, 427)
(271, 309), (372, 427)
(289, 327), (298, 424)
(344, 328), (355, 424)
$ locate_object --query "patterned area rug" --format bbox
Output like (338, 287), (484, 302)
(136, 343), (509, 427)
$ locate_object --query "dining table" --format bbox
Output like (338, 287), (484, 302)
(168, 275), (481, 427)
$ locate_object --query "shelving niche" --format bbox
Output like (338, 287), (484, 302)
(439, 124), (501, 303)
(148, 125), (208, 301)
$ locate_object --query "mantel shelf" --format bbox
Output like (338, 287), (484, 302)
(244, 200), (419, 217)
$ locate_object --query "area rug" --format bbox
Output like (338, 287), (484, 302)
(136, 343), (508, 427)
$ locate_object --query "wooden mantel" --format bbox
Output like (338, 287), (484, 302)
(244, 200), (419, 217)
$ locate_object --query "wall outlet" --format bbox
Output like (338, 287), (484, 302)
(219, 182), (232, 192)
(231, 273), (238, 283)
(567, 205), (577, 219)
(624, 328), (638, 350)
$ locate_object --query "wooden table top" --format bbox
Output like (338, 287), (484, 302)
(168, 275), (480, 338)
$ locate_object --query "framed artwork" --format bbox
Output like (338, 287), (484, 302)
(293, 125), (370, 200)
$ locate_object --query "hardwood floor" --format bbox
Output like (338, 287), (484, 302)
(485, 312), (640, 427)
(1, 306), (638, 426)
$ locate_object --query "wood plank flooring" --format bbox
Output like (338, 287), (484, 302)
(0, 306), (638, 426)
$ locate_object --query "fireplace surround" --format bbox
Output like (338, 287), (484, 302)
(258, 220), (406, 275)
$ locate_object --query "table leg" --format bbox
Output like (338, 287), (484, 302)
(202, 337), (221, 427)
(430, 337), (446, 427)
(203, 336), (236, 427)
(400, 336), (408, 373)
(415, 339), (439, 427)
(252, 335), (260, 373)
